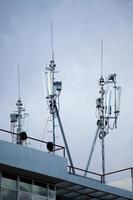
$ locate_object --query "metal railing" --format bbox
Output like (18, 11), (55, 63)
(0, 128), (65, 157)
(0, 128), (133, 191)
(104, 167), (133, 191)
(68, 165), (133, 191)
(68, 165), (103, 182)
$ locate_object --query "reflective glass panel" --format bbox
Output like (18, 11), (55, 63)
(2, 188), (17, 200)
(19, 191), (32, 200)
(19, 178), (32, 192)
(34, 181), (47, 196)
(33, 194), (47, 200)
(2, 173), (17, 189)
(48, 185), (55, 199)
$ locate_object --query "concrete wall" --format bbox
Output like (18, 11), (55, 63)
(0, 140), (68, 180)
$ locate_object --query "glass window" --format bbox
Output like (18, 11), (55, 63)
(19, 178), (32, 192)
(33, 194), (47, 200)
(2, 188), (17, 200)
(34, 181), (47, 196)
(2, 173), (17, 189)
(48, 185), (56, 199)
(1, 173), (56, 200)
(19, 191), (32, 200)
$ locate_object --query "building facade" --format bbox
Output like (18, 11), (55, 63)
(0, 137), (133, 200)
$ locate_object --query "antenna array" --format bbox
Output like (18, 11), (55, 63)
(42, 23), (75, 173)
(85, 43), (121, 182)
(10, 65), (28, 144)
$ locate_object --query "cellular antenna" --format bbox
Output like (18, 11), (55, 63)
(101, 40), (103, 77)
(10, 65), (28, 145)
(42, 24), (75, 173)
(51, 21), (54, 61)
(85, 44), (121, 183)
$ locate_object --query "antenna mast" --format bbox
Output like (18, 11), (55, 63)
(85, 42), (121, 182)
(10, 64), (28, 144)
(100, 40), (105, 182)
(101, 40), (103, 77)
(17, 64), (23, 143)
(18, 63), (21, 99)
(51, 21), (55, 145)
(51, 21), (54, 61)
(43, 23), (75, 173)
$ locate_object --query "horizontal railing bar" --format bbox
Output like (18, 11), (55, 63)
(0, 128), (64, 150)
(68, 165), (133, 181)
(104, 167), (132, 176)
(68, 165), (102, 177)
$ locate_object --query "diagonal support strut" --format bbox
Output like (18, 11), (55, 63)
(54, 103), (75, 174)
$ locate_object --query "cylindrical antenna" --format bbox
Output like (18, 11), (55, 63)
(101, 40), (103, 77)
(51, 21), (54, 60)
(18, 63), (21, 99)
(106, 91), (112, 117)
(117, 86), (121, 114)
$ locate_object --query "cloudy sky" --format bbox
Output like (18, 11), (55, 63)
(0, 0), (133, 177)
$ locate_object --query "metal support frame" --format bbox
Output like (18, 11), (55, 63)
(100, 81), (106, 183)
(52, 111), (55, 146)
(85, 73), (121, 183)
(84, 126), (100, 177)
(16, 98), (23, 144)
(101, 130), (105, 183)
(54, 103), (75, 174)
(44, 24), (75, 173)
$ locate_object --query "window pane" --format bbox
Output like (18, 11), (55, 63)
(33, 194), (47, 200)
(2, 188), (17, 200)
(48, 185), (56, 199)
(19, 191), (32, 200)
(2, 177), (17, 189)
(19, 178), (32, 192)
(34, 182), (47, 196)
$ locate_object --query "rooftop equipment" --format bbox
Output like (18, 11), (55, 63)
(85, 41), (121, 182)
(10, 64), (28, 144)
(42, 22), (75, 173)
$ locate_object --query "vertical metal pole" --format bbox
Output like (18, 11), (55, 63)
(16, 99), (22, 144)
(101, 130), (105, 183)
(100, 40), (106, 182)
(101, 82), (105, 183)
(52, 112), (55, 151)
(51, 60), (55, 147)
(84, 125), (100, 176)
(17, 64), (22, 144)
(17, 102), (21, 133)
(54, 104), (75, 174)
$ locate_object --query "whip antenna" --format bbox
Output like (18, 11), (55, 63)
(101, 40), (103, 77)
(51, 21), (54, 61)
(18, 63), (21, 99)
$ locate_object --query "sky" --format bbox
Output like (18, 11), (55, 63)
(0, 0), (133, 179)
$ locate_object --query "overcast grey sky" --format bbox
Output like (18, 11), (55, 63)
(0, 0), (133, 175)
